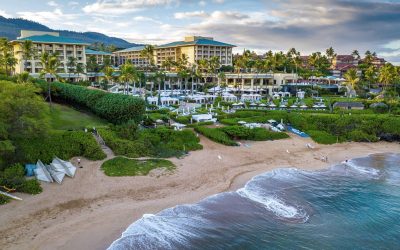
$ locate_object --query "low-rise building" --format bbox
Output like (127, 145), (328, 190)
(333, 102), (364, 110)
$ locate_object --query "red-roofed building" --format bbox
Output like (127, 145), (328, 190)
(331, 55), (360, 77)
(370, 57), (386, 68)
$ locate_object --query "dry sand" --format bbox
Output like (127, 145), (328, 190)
(0, 135), (399, 250)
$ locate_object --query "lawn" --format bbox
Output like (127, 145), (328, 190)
(101, 157), (176, 176)
(50, 103), (108, 130)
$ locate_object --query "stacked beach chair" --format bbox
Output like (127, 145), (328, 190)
(34, 157), (77, 184)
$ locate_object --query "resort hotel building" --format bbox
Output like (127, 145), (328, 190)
(11, 30), (89, 81)
(113, 36), (234, 68)
(11, 30), (113, 81)
(114, 36), (297, 93)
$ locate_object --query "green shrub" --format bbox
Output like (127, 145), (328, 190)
(347, 130), (379, 142)
(0, 164), (42, 196)
(249, 128), (289, 140)
(16, 130), (106, 163)
(35, 80), (145, 124)
(98, 128), (149, 158)
(0, 194), (10, 205)
(186, 121), (214, 127)
(221, 126), (289, 141)
(175, 115), (191, 124)
(307, 130), (338, 144)
(0, 164), (25, 188)
(18, 179), (42, 194)
(194, 127), (238, 146)
(101, 157), (175, 176)
(99, 127), (202, 158)
(221, 126), (252, 139)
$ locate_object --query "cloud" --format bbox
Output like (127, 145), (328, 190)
(68, 1), (79, 7)
(133, 16), (162, 24)
(0, 9), (13, 18)
(82, 0), (179, 15)
(47, 1), (58, 7)
(17, 8), (82, 30)
(174, 10), (208, 19)
(169, 0), (400, 63)
(199, 1), (206, 6)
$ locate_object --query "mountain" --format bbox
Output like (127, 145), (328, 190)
(0, 16), (138, 49)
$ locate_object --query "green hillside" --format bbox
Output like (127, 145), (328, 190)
(0, 16), (138, 49)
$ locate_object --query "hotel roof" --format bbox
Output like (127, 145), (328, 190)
(15, 34), (89, 45)
(115, 45), (146, 53)
(85, 49), (113, 55)
(157, 38), (235, 48)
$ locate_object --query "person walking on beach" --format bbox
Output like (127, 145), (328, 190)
(78, 158), (82, 168)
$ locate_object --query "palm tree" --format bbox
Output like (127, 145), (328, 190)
(101, 65), (114, 90)
(0, 38), (17, 76)
(76, 63), (85, 81)
(197, 58), (209, 84)
(343, 68), (359, 97)
(161, 56), (174, 71)
(209, 56), (220, 84)
(39, 52), (61, 108)
(21, 40), (37, 73)
(140, 45), (155, 71)
(67, 56), (77, 81)
(16, 72), (32, 84)
(364, 66), (376, 90)
(378, 63), (397, 91)
(325, 47), (336, 68)
(351, 50), (360, 60)
(287, 48), (301, 73)
(119, 61), (137, 95)
(217, 72), (226, 88)
(364, 50), (374, 65)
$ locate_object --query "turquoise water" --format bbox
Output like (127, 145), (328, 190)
(109, 153), (400, 249)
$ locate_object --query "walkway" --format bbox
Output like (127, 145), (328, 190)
(92, 133), (115, 159)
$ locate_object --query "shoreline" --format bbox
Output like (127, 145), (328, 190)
(0, 135), (399, 250)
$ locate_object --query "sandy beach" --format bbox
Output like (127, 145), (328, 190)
(0, 135), (399, 250)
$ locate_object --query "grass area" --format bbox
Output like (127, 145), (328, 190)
(101, 157), (176, 176)
(50, 103), (108, 130)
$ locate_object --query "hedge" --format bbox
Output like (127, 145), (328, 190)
(35, 80), (146, 124)
(15, 130), (106, 163)
(194, 126), (238, 146)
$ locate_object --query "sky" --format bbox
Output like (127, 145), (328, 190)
(0, 0), (400, 64)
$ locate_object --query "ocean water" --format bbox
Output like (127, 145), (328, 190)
(109, 153), (400, 249)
